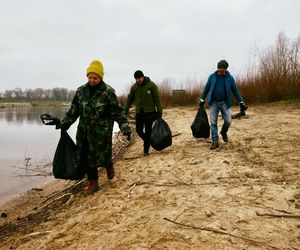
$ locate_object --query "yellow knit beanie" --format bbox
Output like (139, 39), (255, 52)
(86, 59), (104, 79)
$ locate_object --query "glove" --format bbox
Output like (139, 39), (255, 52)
(239, 102), (248, 112)
(123, 131), (131, 141)
(40, 114), (61, 129)
(199, 99), (205, 107)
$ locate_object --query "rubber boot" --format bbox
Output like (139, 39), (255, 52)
(85, 179), (99, 194)
(106, 166), (115, 180)
(210, 142), (219, 150)
(220, 130), (228, 142)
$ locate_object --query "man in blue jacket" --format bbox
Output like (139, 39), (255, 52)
(199, 60), (247, 149)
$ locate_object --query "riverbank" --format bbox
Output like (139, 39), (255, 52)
(0, 101), (70, 108)
(0, 105), (300, 249)
(0, 103), (32, 108)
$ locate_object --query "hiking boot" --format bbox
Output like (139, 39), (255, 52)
(106, 166), (115, 180)
(210, 142), (219, 150)
(85, 179), (99, 194)
(143, 149), (149, 157)
(220, 130), (228, 142)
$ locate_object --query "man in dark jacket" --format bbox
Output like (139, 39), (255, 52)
(124, 70), (162, 156)
(199, 60), (247, 150)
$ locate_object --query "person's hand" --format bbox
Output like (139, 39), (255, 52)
(239, 102), (248, 112)
(199, 99), (205, 107)
(52, 118), (61, 130)
(60, 122), (71, 131)
(123, 131), (131, 141)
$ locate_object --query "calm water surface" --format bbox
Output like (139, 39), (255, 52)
(0, 106), (79, 205)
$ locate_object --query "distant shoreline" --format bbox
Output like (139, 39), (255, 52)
(0, 101), (70, 108)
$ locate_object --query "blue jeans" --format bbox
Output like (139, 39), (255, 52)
(209, 101), (232, 143)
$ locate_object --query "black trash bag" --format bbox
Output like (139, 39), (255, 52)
(150, 118), (172, 151)
(191, 106), (210, 138)
(52, 130), (85, 180)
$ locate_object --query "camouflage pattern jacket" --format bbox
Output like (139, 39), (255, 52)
(62, 81), (131, 168)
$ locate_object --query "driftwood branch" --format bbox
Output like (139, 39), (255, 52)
(10, 165), (52, 176)
(42, 193), (72, 208)
(169, 171), (192, 185)
(172, 133), (181, 138)
(42, 179), (86, 204)
(163, 217), (281, 250)
(127, 183), (136, 198)
(260, 204), (293, 214)
(131, 180), (228, 188)
(256, 211), (300, 218)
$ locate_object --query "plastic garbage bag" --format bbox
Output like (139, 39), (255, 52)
(150, 118), (172, 151)
(52, 129), (85, 180)
(191, 106), (210, 138)
(41, 113), (84, 180)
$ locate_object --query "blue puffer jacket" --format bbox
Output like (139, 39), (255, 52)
(200, 71), (243, 108)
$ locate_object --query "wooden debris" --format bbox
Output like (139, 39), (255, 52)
(127, 183), (136, 199)
(164, 217), (281, 250)
(256, 211), (300, 218)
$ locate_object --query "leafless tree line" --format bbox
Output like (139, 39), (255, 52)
(238, 32), (300, 103)
(0, 87), (75, 101)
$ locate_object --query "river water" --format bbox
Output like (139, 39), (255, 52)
(0, 106), (79, 205)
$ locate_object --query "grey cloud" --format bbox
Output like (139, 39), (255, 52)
(0, 0), (299, 94)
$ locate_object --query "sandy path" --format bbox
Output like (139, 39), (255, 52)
(0, 104), (299, 249)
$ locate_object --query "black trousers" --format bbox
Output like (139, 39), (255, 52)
(136, 111), (157, 153)
(80, 138), (98, 180)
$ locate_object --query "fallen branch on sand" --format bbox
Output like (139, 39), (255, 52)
(42, 193), (72, 208)
(11, 164), (52, 177)
(172, 132), (181, 137)
(163, 217), (281, 250)
(256, 211), (300, 218)
(129, 180), (238, 188)
(24, 230), (52, 237)
(169, 171), (192, 185)
(127, 183), (136, 198)
(42, 179), (86, 204)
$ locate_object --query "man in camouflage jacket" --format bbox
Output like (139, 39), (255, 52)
(62, 59), (131, 193)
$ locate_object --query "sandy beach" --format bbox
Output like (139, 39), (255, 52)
(0, 104), (299, 249)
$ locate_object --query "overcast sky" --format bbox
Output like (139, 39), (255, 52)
(0, 0), (299, 95)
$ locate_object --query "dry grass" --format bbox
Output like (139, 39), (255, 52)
(118, 33), (300, 107)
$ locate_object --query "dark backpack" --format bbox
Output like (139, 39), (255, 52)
(191, 106), (210, 138)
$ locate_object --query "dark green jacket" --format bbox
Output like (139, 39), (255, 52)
(62, 81), (131, 168)
(124, 77), (162, 114)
